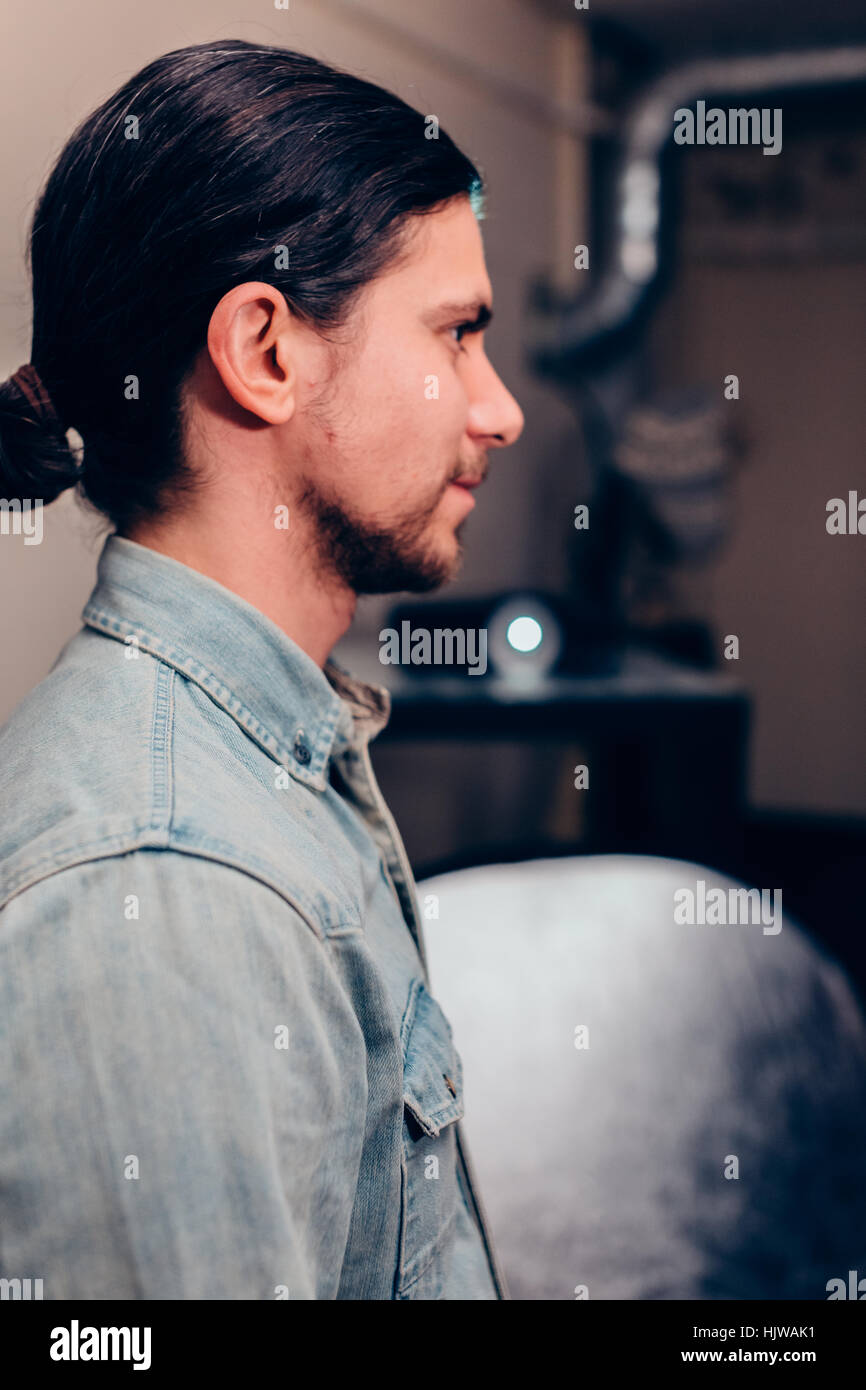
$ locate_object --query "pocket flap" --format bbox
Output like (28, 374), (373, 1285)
(401, 978), (465, 1137)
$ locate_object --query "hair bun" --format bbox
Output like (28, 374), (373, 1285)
(0, 365), (81, 504)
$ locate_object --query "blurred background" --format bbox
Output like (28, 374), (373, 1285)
(2, 0), (865, 992)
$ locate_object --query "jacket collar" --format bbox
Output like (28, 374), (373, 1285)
(82, 535), (391, 791)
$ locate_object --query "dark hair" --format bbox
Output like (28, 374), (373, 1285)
(0, 39), (483, 531)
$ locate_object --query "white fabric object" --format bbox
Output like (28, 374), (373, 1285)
(419, 854), (866, 1300)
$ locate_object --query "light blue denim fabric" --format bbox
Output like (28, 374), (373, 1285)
(0, 535), (506, 1301)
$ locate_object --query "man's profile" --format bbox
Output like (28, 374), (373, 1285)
(0, 38), (523, 1300)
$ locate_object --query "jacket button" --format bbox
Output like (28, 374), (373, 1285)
(293, 731), (312, 765)
(443, 1074), (456, 1097)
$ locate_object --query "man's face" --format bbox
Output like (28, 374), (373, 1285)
(293, 195), (524, 594)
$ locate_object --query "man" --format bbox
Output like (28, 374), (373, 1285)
(0, 42), (523, 1299)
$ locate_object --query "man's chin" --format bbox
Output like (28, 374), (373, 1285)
(304, 486), (468, 596)
(355, 552), (460, 597)
(353, 534), (464, 597)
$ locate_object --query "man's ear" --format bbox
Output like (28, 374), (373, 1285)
(206, 281), (298, 425)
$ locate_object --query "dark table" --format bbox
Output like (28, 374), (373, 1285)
(364, 646), (751, 868)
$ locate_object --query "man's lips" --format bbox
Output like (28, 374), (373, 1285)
(446, 465), (487, 508)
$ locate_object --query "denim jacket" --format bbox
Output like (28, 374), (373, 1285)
(0, 535), (508, 1300)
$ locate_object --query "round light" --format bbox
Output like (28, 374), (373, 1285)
(506, 616), (543, 653)
(488, 595), (562, 684)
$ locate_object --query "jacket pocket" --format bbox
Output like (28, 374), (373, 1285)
(396, 977), (465, 1299)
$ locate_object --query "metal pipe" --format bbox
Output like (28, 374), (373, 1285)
(530, 45), (866, 378)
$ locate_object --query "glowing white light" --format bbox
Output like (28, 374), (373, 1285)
(506, 616), (543, 653)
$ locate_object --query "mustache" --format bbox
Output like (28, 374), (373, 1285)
(448, 458), (489, 487)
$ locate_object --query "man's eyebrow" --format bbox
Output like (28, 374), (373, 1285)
(425, 300), (494, 332)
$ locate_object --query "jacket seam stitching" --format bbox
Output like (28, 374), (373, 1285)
(150, 662), (175, 832)
(0, 844), (340, 942)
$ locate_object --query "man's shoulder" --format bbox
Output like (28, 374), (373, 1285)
(0, 628), (356, 928)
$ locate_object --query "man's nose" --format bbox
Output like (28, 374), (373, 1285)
(467, 356), (525, 449)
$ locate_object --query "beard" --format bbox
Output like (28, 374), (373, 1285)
(295, 474), (466, 596)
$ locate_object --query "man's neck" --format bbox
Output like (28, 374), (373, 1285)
(122, 522), (357, 669)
